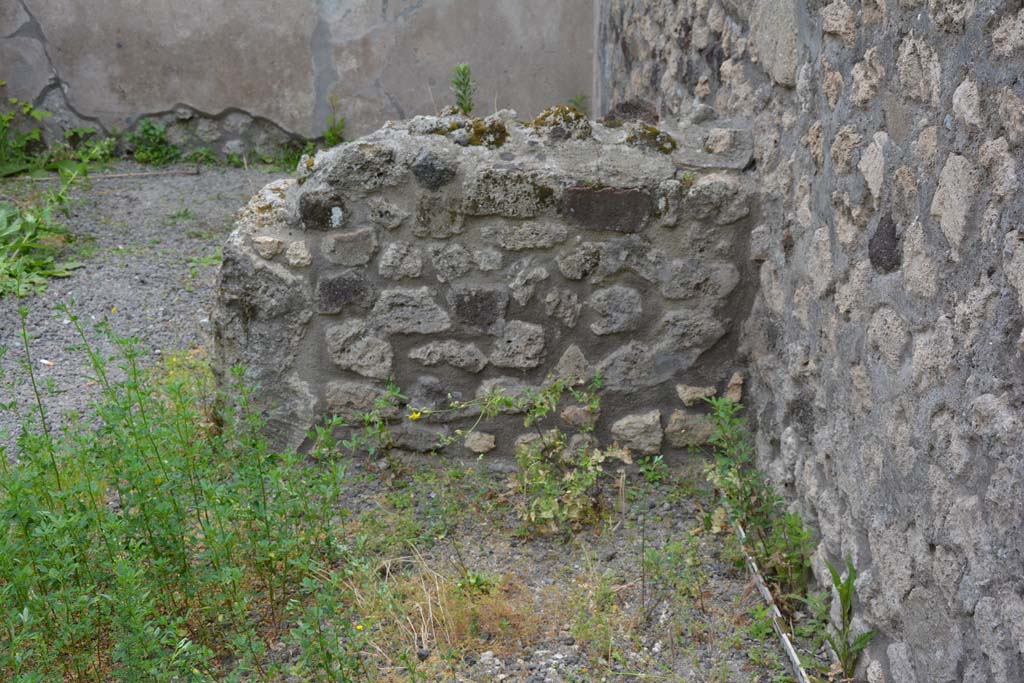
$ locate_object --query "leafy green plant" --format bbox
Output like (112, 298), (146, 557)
(509, 376), (635, 532)
(271, 139), (317, 172)
(642, 535), (707, 616)
(825, 558), (875, 680)
(324, 95), (346, 147)
(125, 118), (181, 165)
(344, 379), (405, 460)
(0, 81), (50, 176)
(639, 454), (669, 484)
(184, 146), (218, 164)
(0, 166), (84, 296)
(568, 94), (588, 111)
(43, 127), (117, 168)
(703, 397), (814, 604)
(451, 63), (476, 115)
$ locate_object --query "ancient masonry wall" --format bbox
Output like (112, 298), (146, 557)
(213, 110), (757, 458)
(599, 1), (1024, 682)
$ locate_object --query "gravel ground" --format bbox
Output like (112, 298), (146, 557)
(0, 161), (286, 444)
(310, 453), (796, 683)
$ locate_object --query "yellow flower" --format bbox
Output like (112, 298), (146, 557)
(409, 410), (423, 421)
(355, 623), (364, 631)
(111, 306), (118, 313)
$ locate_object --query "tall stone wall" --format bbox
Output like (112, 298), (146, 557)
(213, 109), (757, 458)
(1, 0), (594, 147)
(599, 2), (1024, 682)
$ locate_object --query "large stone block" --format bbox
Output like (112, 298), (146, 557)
(325, 320), (393, 379)
(588, 285), (643, 335)
(490, 321), (547, 369)
(370, 288), (451, 334)
(563, 186), (651, 233)
(317, 269), (376, 314)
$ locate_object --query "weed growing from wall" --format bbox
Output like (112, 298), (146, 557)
(704, 396), (874, 679)
(451, 64), (476, 115)
(124, 118), (181, 165)
(324, 94), (346, 147)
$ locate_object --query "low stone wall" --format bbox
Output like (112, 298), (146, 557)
(213, 109), (758, 455)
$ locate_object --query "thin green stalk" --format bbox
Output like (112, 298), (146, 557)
(17, 306), (61, 491)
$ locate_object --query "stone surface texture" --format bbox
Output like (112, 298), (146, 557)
(600, 1), (1024, 681)
(214, 109), (755, 465)
(1, 1), (593, 149)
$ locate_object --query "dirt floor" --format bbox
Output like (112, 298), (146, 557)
(286, 450), (802, 683)
(0, 161), (821, 682)
(0, 161), (286, 441)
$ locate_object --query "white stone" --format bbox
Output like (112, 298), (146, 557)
(463, 431), (496, 454)
(285, 240), (313, 267)
(930, 154), (978, 261)
(611, 410), (663, 455)
(676, 384), (717, 406)
(952, 78), (981, 127)
(858, 132), (889, 204)
(252, 235), (284, 259)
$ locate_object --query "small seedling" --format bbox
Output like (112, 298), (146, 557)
(184, 147), (217, 165)
(451, 64), (476, 115)
(324, 94), (346, 147)
(639, 454), (669, 484)
(568, 94), (588, 111)
(825, 557), (875, 680)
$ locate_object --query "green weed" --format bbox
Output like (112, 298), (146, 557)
(451, 64), (476, 115)
(0, 167), (84, 296)
(639, 454), (669, 484)
(704, 397), (813, 601)
(0, 81), (49, 176)
(825, 558), (875, 680)
(124, 118), (181, 165)
(184, 146), (217, 165)
(324, 95), (346, 147)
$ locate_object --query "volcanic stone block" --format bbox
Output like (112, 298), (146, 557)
(510, 263), (549, 305)
(611, 410), (663, 454)
(325, 320), (393, 379)
(447, 284), (509, 335)
(563, 186), (651, 233)
(429, 243), (473, 282)
(368, 198), (409, 230)
(409, 340), (488, 373)
(544, 289), (582, 328)
(326, 380), (399, 421)
(323, 142), (400, 191)
(414, 194), (465, 237)
(411, 150), (458, 190)
(317, 269), (375, 314)
(556, 243), (602, 280)
(490, 321), (547, 368)
(665, 410), (714, 447)
(379, 241), (423, 279)
(324, 227), (378, 266)
(682, 173), (750, 225)
(463, 168), (555, 218)
(369, 288), (451, 334)
(588, 285), (643, 335)
(597, 342), (658, 391)
(299, 189), (346, 231)
(482, 220), (569, 250)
